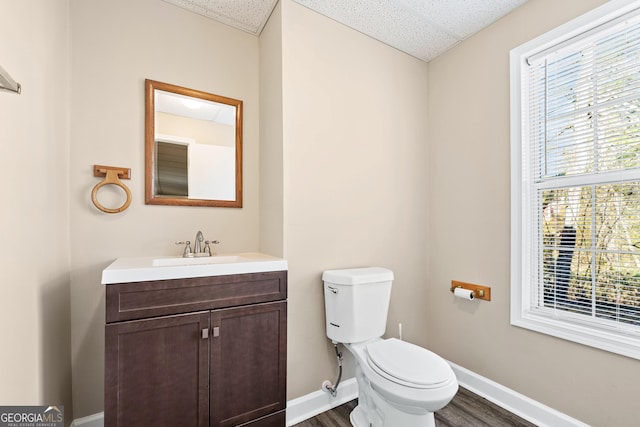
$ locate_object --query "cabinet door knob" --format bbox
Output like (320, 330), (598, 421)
(202, 328), (209, 339)
(213, 327), (220, 337)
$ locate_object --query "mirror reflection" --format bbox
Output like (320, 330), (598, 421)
(145, 79), (243, 207)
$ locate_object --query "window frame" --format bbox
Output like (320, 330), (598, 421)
(510, 0), (640, 360)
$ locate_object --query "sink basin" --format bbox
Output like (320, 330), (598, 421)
(151, 255), (246, 267)
(102, 252), (287, 284)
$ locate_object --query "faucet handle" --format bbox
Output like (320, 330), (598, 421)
(175, 241), (192, 257)
(203, 240), (219, 256)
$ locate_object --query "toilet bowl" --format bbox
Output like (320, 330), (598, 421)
(346, 338), (458, 427)
(322, 267), (458, 427)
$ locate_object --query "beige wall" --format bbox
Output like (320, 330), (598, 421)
(5, 0), (640, 425)
(427, 0), (640, 425)
(280, 0), (430, 399)
(259, 1), (284, 258)
(69, 0), (260, 417)
(0, 0), (73, 422)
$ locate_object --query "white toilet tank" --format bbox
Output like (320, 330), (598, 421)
(322, 267), (394, 344)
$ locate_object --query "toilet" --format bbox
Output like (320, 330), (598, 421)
(322, 267), (458, 427)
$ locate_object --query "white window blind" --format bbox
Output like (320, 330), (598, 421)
(512, 0), (640, 358)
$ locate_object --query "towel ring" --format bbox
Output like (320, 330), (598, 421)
(91, 166), (132, 214)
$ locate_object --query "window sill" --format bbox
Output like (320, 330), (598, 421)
(511, 311), (640, 360)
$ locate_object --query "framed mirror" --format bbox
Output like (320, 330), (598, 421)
(145, 79), (243, 207)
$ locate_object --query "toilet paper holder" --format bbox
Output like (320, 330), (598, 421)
(450, 280), (491, 301)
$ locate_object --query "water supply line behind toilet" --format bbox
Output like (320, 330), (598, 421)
(322, 322), (403, 397)
(321, 342), (343, 397)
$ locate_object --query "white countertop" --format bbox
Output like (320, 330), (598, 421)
(102, 252), (288, 284)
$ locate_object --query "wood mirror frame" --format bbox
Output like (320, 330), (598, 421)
(145, 79), (243, 207)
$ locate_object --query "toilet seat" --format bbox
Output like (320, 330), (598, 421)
(366, 338), (453, 389)
(346, 339), (458, 414)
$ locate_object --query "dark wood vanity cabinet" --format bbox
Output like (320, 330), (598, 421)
(105, 271), (287, 427)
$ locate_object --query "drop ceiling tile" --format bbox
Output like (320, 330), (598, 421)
(161, 0), (528, 61)
(294, 0), (460, 61)
(162, 0), (278, 35)
(400, 0), (529, 39)
(294, 0), (528, 61)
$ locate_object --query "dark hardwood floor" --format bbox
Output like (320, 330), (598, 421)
(292, 387), (537, 427)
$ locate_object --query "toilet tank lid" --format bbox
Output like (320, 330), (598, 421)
(322, 267), (393, 285)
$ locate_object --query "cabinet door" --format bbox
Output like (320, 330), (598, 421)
(210, 301), (287, 427)
(105, 312), (210, 427)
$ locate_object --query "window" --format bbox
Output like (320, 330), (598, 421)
(511, 0), (640, 359)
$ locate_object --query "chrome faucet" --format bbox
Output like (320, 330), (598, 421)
(194, 230), (204, 254)
(176, 231), (220, 257)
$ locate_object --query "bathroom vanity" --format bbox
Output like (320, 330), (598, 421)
(102, 254), (287, 427)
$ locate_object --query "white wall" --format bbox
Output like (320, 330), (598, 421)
(69, 0), (260, 417)
(427, 0), (640, 425)
(0, 0), (73, 422)
(280, 0), (430, 399)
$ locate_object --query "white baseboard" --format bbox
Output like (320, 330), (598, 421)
(285, 377), (358, 426)
(70, 412), (103, 427)
(67, 380), (357, 427)
(70, 363), (587, 427)
(448, 361), (590, 427)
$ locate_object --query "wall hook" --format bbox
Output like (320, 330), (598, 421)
(91, 165), (132, 213)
